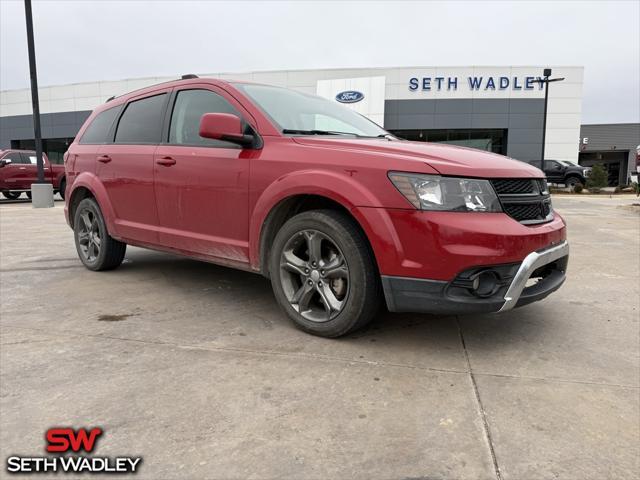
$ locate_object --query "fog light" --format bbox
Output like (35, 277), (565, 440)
(469, 270), (499, 298)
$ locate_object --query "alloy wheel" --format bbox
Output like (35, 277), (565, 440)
(279, 229), (350, 322)
(77, 208), (102, 262)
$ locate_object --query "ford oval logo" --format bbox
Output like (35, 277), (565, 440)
(335, 91), (364, 103)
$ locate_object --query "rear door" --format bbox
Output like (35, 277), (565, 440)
(153, 86), (252, 262)
(20, 152), (49, 184)
(101, 91), (170, 243)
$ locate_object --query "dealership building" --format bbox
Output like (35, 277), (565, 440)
(0, 65), (637, 183)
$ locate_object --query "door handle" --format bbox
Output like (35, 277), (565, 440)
(97, 155), (112, 163)
(156, 156), (176, 166)
(19, 167), (26, 170)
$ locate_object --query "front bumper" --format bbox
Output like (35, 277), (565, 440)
(382, 241), (569, 314)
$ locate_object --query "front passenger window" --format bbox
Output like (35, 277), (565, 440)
(3, 153), (25, 164)
(169, 89), (241, 147)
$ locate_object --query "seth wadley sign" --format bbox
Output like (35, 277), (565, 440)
(408, 76), (546, 92)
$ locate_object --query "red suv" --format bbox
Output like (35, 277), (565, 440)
(0, 149), (66, 200)
(64, 76), (568, 337)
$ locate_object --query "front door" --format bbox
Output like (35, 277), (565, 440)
(153, 87), (252, 263)
(1, 152), (30, 190)
(544, 160), (564, 183)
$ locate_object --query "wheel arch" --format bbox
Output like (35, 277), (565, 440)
(67, 173), (117, 234)
(56, 174), (66, 196)
(564, 173), (584, 184)
(259, 194), (371, 276)
(56, 171), (66, 186)
(250, 170), (386, 273)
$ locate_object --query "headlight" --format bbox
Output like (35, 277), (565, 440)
(538, 179), (549, 194)
(388, 172), (502, 212)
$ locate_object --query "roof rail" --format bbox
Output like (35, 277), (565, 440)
(104, 75), (201, 103)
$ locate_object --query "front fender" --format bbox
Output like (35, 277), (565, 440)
(248, 169), (402, 270)
(66, 172), (117, 235)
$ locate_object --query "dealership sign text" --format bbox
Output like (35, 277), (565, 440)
(409, 76), (545, 92)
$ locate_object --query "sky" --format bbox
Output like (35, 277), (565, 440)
(1, 0), (639, 124)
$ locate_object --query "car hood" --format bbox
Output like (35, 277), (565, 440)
(292, 137), (543, 178)
(569, 165), (589, 172)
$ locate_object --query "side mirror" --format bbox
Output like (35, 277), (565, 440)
(0, 158), (11, 167)
(199, 113), (254, 147)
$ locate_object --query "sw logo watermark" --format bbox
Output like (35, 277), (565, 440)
(46, 427), (103, 453)
(6, 427), (142, 474)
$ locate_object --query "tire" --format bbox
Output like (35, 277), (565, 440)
(59, 177), (66, 200)
(73, 197), (126, 271)
(565, 176), (583, 189)
(269, 209), (380, 337)
(2, 191), (21, 200)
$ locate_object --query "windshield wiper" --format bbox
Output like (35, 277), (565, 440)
(282, 129), (360, 136)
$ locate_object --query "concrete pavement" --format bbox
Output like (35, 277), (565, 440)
(1, 196), (638, 479)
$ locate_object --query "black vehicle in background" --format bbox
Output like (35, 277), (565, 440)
(529, 159), (591, 188)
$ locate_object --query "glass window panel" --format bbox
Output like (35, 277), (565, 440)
(115, 94), (167, 144)
(169, 89), (240, 147)
(80, 106), (120, 144)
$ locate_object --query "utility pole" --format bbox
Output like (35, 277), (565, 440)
(533, 68), (565, 172)
(24, 0), (54, 207)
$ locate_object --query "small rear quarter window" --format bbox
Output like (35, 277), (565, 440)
(79, 106), (120, 144)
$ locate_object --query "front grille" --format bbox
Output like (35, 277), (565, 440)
(492, 178), (536, 195)
(503, 202), (551, 221)
(491, 179), (553, 225)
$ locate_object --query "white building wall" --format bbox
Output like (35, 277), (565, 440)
(0, 66), (583, 162)
(316, 76), (386, 127)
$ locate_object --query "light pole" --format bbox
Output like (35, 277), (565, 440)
(533, 68), (565, 172)
(24, 0), (53, 207)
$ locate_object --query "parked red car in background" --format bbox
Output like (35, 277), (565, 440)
(0, 149), (66, 200)
(64, 77), (568, 337)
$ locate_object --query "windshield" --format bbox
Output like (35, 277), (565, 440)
(234, 83), (388, 138)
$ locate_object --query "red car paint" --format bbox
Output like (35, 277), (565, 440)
(0, 149), (65, 192)
(64, 78), (566, 283)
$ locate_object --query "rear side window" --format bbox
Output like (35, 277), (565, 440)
(21, 153), (38, 164)
(169, 89), (240, 147)
(80, 106), (120, 144)
(115, 94), (167, 144)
